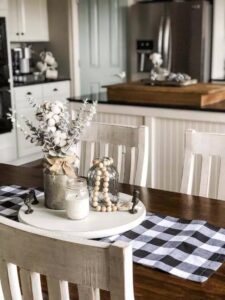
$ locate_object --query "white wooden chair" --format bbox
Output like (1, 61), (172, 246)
(78, 122), (149, 187)
(0, 216), (134, 300)
(180, 129), (225, 200)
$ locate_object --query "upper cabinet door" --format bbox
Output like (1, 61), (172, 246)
(8, 0), (49, 42)
(19, 0), (49, 41)
(8, 0), (20, 41)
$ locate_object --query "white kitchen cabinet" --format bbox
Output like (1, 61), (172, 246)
(14, 81), (70, 159)
(8, 0), (19, 41)
(14, 84), (43, 158)
(8, 0), (49, 42)
(42, 81), (70, 103)
(0, 131), (17, 163)
(14, 84), (42, 109)
(17, 106), (42, 157)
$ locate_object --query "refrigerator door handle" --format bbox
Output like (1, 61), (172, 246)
(163, 16), (172, 71)
(168, 17), (172, 72)
(157, 16), (164, 54)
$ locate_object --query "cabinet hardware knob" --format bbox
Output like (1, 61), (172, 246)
(53, 88), (58, 92)
(21, 32), (24, 35)
(26, 92), (32, 95)
(16, 32), (19, 35)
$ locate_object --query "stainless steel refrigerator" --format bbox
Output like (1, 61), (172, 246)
(128, 0), (212, 83)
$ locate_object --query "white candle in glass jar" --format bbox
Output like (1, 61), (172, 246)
(65, 178), (89, 220)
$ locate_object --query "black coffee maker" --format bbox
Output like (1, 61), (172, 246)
(12, 45), (32, 75)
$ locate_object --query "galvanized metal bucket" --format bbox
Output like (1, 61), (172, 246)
(44, 172), (69, 210)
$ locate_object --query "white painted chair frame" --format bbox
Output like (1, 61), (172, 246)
(180, 129), (225, 200)
(78, 122), (149, 187)
(0, 216), (134, 300)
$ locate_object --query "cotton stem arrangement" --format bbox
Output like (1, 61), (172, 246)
(7, 97), (97, 158)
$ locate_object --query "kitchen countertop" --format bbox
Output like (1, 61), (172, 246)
(68, 92), (225, 113)
(105, 82), (225, 107)
(13, 77), (71, 87)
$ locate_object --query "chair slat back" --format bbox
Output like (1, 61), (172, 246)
(19, 269), (33, 300)
(79, 122), (149, 187)
(0, 217), (134, 300)
(181, 130), (225, 199)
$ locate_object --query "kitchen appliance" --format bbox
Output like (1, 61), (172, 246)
(20, 46), (32, 74)
(11, 48), (22, 75)
(129, 0), (212, 83)
(12, 45), (32, 76)
(0, 18), (12, 133)
(0, 18), (10, 87)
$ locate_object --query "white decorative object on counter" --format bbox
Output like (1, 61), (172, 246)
(149, 52), (197, 86)
(45, 68), (58, 80)
(40, 51), (56, 66)
(37, 51), (58, 79)
(65, 178), (89, 220)
(18, 193), (146, 239)
(36, 61), (47, 73)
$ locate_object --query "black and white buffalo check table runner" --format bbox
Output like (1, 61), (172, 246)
(1, 185), (225, 283)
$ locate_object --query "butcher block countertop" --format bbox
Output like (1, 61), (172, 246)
(105, 82), (225, 107)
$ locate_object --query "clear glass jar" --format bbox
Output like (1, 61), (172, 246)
(87, 157), (119, 212)
(65, 177), (89, 220)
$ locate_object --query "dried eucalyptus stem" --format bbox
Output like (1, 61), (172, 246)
(7, 96), (97, 157)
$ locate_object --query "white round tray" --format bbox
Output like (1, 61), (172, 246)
(18, 193), (146, 239)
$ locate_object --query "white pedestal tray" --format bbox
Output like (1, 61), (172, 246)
(18, 193), (146, 239)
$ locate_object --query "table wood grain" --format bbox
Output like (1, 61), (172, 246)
(1, 163), (225, 299)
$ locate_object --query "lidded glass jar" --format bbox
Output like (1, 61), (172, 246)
(65, 177), (89, 220)
(87, 157), (119, 212)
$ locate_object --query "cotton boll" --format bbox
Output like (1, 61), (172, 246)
(60, 132), (67, 140)
(48, 118), (56, 126)
(47, 126), (56, 133)
(43, 101), (51, 110)
(54, 101), (64, 109)
(55, 130), (63, 137)
(59, 139), (67, 147)
(56, 101), (63, 106)
(53, 114), (60, 123)
(53, 137), (60, 145)
(46, 112), (54, 120)
(51, 105), (61, 115)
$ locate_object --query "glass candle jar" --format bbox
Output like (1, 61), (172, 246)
(87, 157), (119, 212)
(65, 178), (89, 220)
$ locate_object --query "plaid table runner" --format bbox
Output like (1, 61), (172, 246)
(1, 185), (225, 283)
(0, 185), (44, 220)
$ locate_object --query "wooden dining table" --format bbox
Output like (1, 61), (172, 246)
(1, 163), (225, 300)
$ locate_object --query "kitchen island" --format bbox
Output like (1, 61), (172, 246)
(68, 83), (225, 196)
